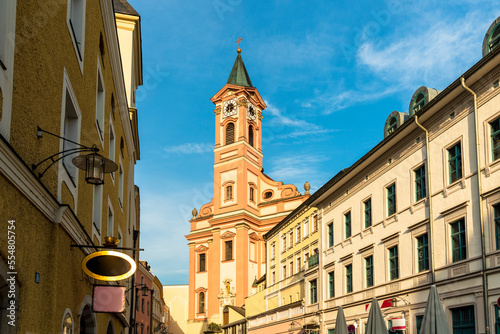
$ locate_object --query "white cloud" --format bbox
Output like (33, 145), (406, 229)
(356, 12), (483, 89)
(268, 154), (328, 182)
(163, 143), (213, 154)
(303, 10), (496, 114)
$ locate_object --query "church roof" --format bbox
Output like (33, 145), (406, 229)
(227, 52), (253, 87)
(113, 0), (140, 16)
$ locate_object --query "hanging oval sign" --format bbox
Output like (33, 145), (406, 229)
(82, 251), (137, 281)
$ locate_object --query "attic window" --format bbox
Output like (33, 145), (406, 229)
(488, 23), (500, 53)
(263, 191), (273, 200)
(387, 117), (397, 135)
(412, 92), (426, 115)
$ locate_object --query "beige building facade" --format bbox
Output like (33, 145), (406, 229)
(0, 0), (143, 333)
(302, 17), (500, 334)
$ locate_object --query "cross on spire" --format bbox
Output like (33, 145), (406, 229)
(236, 36), (242, 53)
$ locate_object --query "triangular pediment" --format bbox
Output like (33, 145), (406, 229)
(249, 232), (260, 241)
(195, 245), (208, 252)
(220, 231), (236, 239)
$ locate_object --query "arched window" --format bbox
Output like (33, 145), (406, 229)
(488, 23), (500, 53)
(106, 321), (114, 334)
(248, 125), (254, 147)
(62, 311), (73, 334)
(79, 305), (95, 334)
(199, 292), (205, 313)
(226, 123), (235, 145)
(226, 185), (233, 200)
(387, 117), (397, 135)
(412, 92), (426, 115)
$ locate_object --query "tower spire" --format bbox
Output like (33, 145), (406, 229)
(227, 37), (253, 87)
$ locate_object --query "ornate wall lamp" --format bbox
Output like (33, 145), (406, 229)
(32, 127), (117, 184)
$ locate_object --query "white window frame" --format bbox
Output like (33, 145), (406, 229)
(107, 200), (114, 238)
(118, 161), (124, 209)
(92, 184), (103, 239)
(58, 70), (81, 209)
(109, 118), (115, 181)
(0, 0), (17, 141)
(95, 60), (105, 144)
(66, 0), (86, 71)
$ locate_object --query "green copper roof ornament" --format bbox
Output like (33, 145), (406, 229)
(227, 36), (253, 87)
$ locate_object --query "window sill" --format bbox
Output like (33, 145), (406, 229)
(222, 259), (234, 263)
(196, 270), (207, 274)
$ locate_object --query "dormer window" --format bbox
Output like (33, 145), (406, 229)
(386, 117), (397, 135)
(411, 92), (426, 115)
(488, 22), (500, 53)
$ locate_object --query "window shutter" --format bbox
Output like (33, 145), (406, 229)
(226, 123), (235, 145)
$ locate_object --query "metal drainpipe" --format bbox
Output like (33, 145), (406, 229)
(461, 77), (490, 334)
(414, 116), (436, 284)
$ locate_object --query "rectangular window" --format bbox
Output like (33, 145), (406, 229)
(225, 240), (233, 261)
(416, 315), (423, 334)
(289, 231), (293, 248)
(297, 226), (301, 242)
(199, 253), (206, 272)
(250, 242), (255, 261)
(310, 279), (317, 304)
(282, 235), (287, 252)
(313, 215), (318, 232)
(387, 183), (396, 216)
(389, 246), (399, 280)
(345, 211), (351, 239)
(107, 206), (114, 237)
(68, 0), (86, 61)
(249, 187), (254, 201)
(96, 69), (105, 141)
(414, 165), (426, 201)
(304, 220), (309, 237)
(451, 306), (475, 333)
(328, 330), (335, 334)
(272, 271), (275, 284)
(417, 234), (429, 272)
(328, 271), (335, 298)
(365, 256), (373, 287)
(283, 265), (286, 280)
(364, 198), (372, 228)
(109, 123), (115, 165)
(491, 116), (500, 161)
(92, 185), (103, 233)
(345, 264), (352, 293)
(290, 261), (294, 276)
(327, 223), (334, 247)
(448, 143), (463, 183)
(495, 204), (500, 250)
(118, 164), (124, 207)
(271, 243), (275, 259)
(62, 89), (80, 181)
(297, 257), (301, 272)
(226, 185), (233, 200)
(451, 219), (466, 262)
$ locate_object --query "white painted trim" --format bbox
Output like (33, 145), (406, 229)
(58, 69), (81, 212)
(99, 0), (136, 161)
(66, 0), (86, 74)
(0, 0), (17, 141)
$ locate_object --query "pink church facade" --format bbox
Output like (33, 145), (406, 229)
(185, 49), (309, 327)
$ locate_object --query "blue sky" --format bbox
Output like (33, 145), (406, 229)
(128, 0), (500, 284)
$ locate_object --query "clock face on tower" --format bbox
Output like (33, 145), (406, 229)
(223, 99), (238, 118)
(247, 103), (257, 121)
